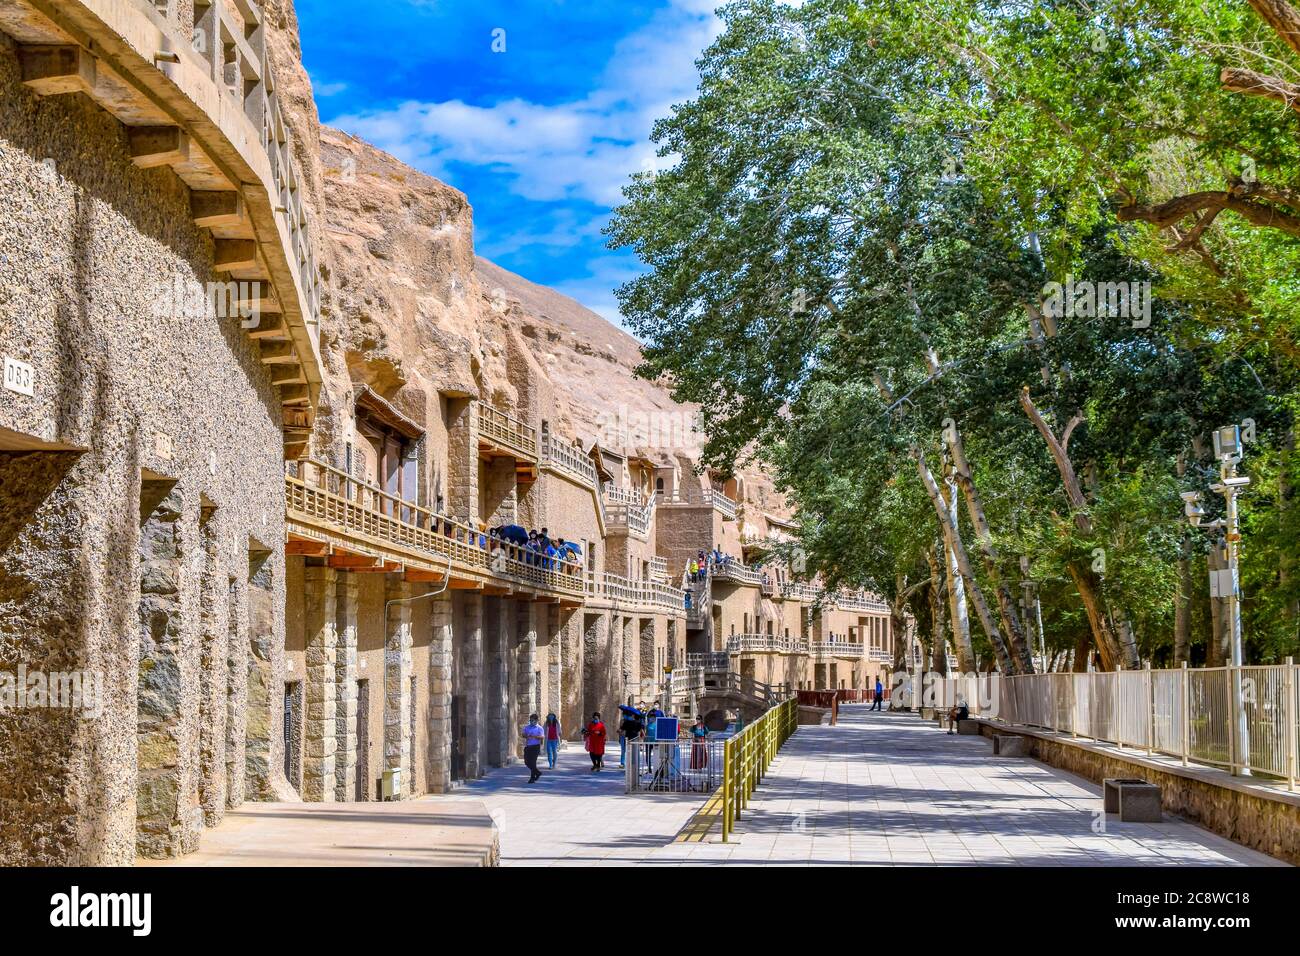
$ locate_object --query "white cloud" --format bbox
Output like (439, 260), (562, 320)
(327, 1), (721, 206)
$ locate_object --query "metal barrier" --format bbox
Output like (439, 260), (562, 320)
(721, 698), (799, 841)
(625, 736), (725, 793)
(932, 661), (1299, 787)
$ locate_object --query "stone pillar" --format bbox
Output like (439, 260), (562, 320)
(547, 604), (563, 727)
(224, 574), (248, 809)
(302, 566), (338, 802)
(484, 456), (519, 527)
(384, 579), (413, 798)
(562, 610), (584, 738)
(516, 602), (538, 756)
(446, 399), (480, 526)
(244, 550), (277, 800)
(484, 598), (513, 767)
(462, 592), (484, 779)
(137, 485), (201, 858)
(427, 594), (454, 792)
(197, 513), (229, 827)
(334, 574), (359, 803)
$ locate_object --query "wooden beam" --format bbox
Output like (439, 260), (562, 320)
(19, 45), (96, 96)
(286, 539), (330, 556)
(279, 384), (310, 405)
(212, 238), (258, 272)
(191, 190), (246, 228)
(269, 364), (303, 386)
(127, 126), (189, 168)
(283, 442), (308, 461)
(328, 553), (380, 570)
(258, 341), (298, 364)
(404, 569), (447, 584)
(246, 312), (287, 339)
(449, 579), (485, 591)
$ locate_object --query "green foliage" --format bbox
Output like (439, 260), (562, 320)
(607, 0), (1300, 665)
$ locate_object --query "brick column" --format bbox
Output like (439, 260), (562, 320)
(427, 594), (454, 792)
(334, 574), (359, 803)
(547, 604), (564, 728)
(301, 565), (338, 802)
(384, 578), (413, 798)
(447, 399), (480, 526)
(485, 598), (512, 767)
(516, 602), (538, 757)
(462, 592), (484, 779)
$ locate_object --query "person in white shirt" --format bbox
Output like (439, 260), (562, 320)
(521, 714), (546, 783)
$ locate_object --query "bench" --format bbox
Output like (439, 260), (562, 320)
(992, 734), (1026, 756)
(956, 719), (981, 735)
(1103, 777), (1162, 822)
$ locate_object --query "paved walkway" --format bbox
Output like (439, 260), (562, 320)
(646, 706), (1283, 866)
(141, 800), (498, 866)
(426, 744), (705, 866)
(429, 707), (1284, 866)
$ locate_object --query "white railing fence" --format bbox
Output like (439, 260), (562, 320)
(929, 662), (1298, 788)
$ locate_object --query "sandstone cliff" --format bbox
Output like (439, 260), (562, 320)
(260, 0), (790, 524)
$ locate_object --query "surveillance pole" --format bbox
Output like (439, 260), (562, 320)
(1184, 425), (1251, 775)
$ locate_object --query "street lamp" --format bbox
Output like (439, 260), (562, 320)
(1182, 424), (1251, 775)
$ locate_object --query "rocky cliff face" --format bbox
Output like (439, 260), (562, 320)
(260, 0), (789, 521)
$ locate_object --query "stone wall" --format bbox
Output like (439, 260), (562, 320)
(0, 37), (287, 864)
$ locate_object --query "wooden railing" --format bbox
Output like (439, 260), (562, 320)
(286, 459), (584, 595)
(476, 402), (537, 458)
(540, 433), (597, 484)
(711, 560), (763, 586)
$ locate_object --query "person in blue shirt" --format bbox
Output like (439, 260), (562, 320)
(871, 677), (884, 711)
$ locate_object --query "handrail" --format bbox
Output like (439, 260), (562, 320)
(476, 402), (537, 458)
(726, 633), (806, 654)
(721, 698), (798, 842)
(811, 639), (865, 658)
(586, 571), (685, 612)
(286, 458), (584, 595)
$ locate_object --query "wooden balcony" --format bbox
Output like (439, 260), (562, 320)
(0, 0), (324, 457)
(475, 402), (538, 481)
(285, 459), (584, 601)
(726, 633), (807, 655)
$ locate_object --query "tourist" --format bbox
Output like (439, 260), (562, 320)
(521, 713), (546, 784)
(946, 700), (970, 734)
(684, 590), (692, 611)
(871, 677), (884, 711)
(688, 556), (698, 582)
(644, 700), (664, 768)
(544, 713), (561, 768)
(582, 712), (607, 771)
(618, 706), (643, 768)
(689, 715), (709, 770)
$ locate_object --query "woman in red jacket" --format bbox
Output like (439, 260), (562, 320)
(582, 712), (607, 772)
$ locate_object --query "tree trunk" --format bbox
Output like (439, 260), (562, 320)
(913, 448), (1012, 672)
(1019, 387), (1140, 669)
(926, 543), (949, 676)
(1072, 629), (1091, 673)
(1207, 545), (1230, 667)
(945, 421), (1035, 673)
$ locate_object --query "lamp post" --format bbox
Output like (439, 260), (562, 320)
(1181, 424), (1251, 775)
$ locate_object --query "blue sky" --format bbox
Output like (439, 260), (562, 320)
(296, 0), (723, 326)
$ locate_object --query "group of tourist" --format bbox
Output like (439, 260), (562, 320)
(687, 548), (734, 582)
(519, 703), (713, 784)
(486, 525), (582, 572)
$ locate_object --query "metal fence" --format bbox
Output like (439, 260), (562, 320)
(625, 736), (725, 794)
(931, 662), (1298, 788)
(722, 698), (799, 841)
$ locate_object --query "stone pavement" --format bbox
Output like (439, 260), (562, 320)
(644, 706), (1285, 865)
(140, 800), (498, 866)
(428, 707), (1285, 866)
(425, 743), (706, 866)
